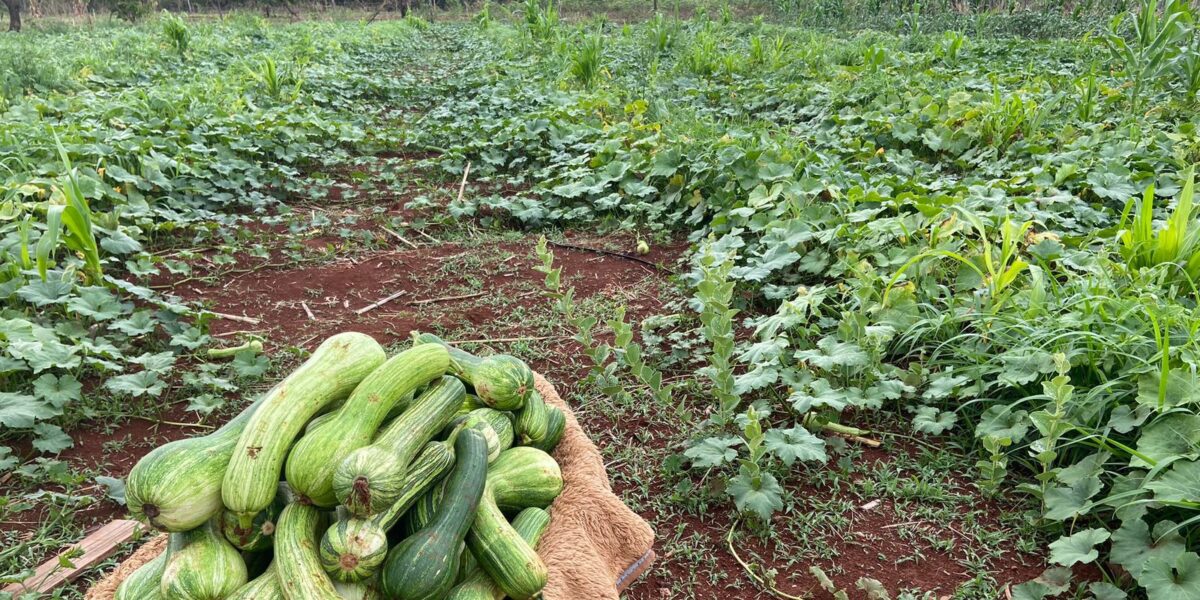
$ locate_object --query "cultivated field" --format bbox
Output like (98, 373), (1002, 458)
(3, 1), (1200, 598)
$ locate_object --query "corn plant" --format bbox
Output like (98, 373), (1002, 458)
(1174, 34), (1200, 100)
(37, 144), (102, 285)
(160, 11), (190, 58)
(245, 57), (301, 101)
(685, 29), (720, 78)
(1103, 0), (1190, 112)
(978, 84), (1049, 151)
(523, 0), (558, 40)
(648, 13), (677, 54)
(1117, 166), (1200, 282)
(1074, 69), (1100, 120)
(934, 30), (965, 65)
(886, 209), (1032, 312)
(569, 33), (604, 89)
(475, 1), (492, 29)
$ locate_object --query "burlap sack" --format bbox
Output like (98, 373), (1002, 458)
(86, 373), (655, 599)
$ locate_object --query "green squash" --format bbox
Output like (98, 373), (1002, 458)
(333, 376), (465, 517)
(275, 503), (341, 600)
(115, 534), (184, 600)
(411, 332), (533, 411)
(224, 332), (386, 522)
(379, 428), (489, 600)
(446, 508), (551, 600)
(487, 447), (564, 511)
(160, 518), (248, 600)
(286, 344), (449, 506)
(126, 396), (265, 532)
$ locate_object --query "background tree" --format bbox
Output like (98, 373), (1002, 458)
(3, 0), (20, 32)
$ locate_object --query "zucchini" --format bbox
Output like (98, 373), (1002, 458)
(221, 484), (286, 551)
(379, 428), (489, 600)
(115, 534), (183, 600)
(286, 344), (449, 506)
(411, 332), (533, 411)
(447, 408), (514, 454)
(466, 487), (548, 600)
(305, 411), (336, 436)
(224, 332), (386, 520)
(319, 509), (388, 583)
(446, 508), (551, 600)
(318, 438), (454, 583)
(160, 518), (248, 600)
(333, 579), (381, 600)
(227, 562), (283, 600)
(530, 407), (566, 453)
(275, 503), (341, 600)
(453, 394), (486, 417)
(333, 376), (465, 517)
(487, 447), (563, 511)
(515, 390), (548, 445)
(126, 396), (265, 532)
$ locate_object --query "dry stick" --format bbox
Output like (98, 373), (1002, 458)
(726, 521), (806, 600)
(207, 311), (262, 325)
(449, 334), (566, 345)
(301, 301), (316, 321)
(434, 251), (468, 262)
(132, 415), (215, 430)
(456, 161), (472, 204)
(355, 290), (407, 315)
(381, 226), (420, 250)
(411, 291), (485, 305)
(213, 329), (266, 338)
(546, 240), (673, 274)
(412, 227), (440, 245)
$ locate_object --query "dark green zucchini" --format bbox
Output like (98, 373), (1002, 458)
(379, 429), (489, 600)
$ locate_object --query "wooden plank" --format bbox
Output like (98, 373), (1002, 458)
(2, 519), (145, 595)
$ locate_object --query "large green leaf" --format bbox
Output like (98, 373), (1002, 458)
(763, 426), (827, 466)
(1111, 519), (1186, 578)
(0, 393), (58, 428)
(1043, 476), (1102, 521)
(728, 467), (784, 521)
(1133, 414), (1200, 468)
(684, 437), (741, 468)
(1140, 552), (1200, 600)
(1146, 460), (1200, 503)
(1048, 528), (1110, 566)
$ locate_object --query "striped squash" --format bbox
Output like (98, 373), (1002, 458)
(285, 344), (449, 507)
(159, 518), (248, 600)
(223, 333), (386, 521)
(446, 508), (551, 600)
(332, 376), (465, 517)
(319, 440), (454, 582)
(126, 396), (265, 532)
(275, 503), (341, 600)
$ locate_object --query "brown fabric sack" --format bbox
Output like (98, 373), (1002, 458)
(86, 373), (655, 599)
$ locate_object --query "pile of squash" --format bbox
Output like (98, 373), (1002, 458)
(119, 331), (566, 600)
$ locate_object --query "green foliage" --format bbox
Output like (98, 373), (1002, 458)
(523, 0), (558, 40)
(695, 245), (738, 423)
(569, 32), (604, 89)
(1118, 167), (1200, 282)
(1102, 0), (1191, 112)
(160, 11), (190, 57)
(109, 0), (156, 22)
